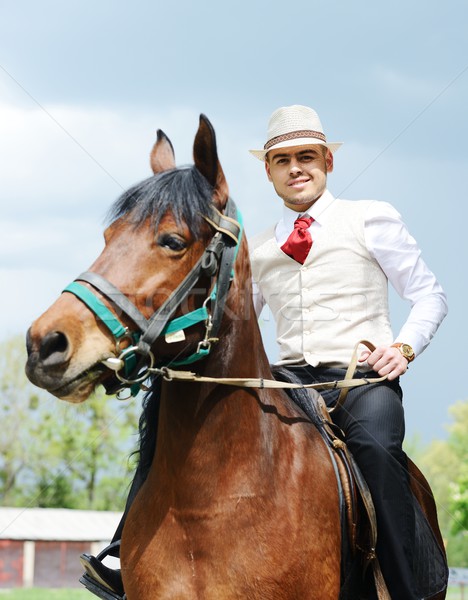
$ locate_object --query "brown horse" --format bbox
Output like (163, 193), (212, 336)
(25, 116), (446, 600)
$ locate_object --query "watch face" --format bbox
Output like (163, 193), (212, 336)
(401, 344), (414, 359)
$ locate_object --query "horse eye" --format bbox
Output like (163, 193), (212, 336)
(158, 233), (187, 252)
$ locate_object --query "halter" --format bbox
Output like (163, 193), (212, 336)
(62, 197), (243, 398)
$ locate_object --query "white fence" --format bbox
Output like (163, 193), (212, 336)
(449, 568), (468, 599)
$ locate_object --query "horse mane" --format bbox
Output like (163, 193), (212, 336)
(132, 377), (162, 480)
(107, 166), (214, 235)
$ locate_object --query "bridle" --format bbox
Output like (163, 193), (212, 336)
(62, 197), (242, 398)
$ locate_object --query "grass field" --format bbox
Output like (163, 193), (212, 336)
(0, 591), (89, 599)
(0, 587), (464, 599)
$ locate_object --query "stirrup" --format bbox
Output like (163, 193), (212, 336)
(96, 539), (121, 560)
(79, 572), (126, 600)
(80, 540), (124, 600)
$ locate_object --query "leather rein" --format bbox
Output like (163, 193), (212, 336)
(151, 339), (387, 413)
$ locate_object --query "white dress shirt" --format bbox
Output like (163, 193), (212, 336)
(252, 189), (448, 357)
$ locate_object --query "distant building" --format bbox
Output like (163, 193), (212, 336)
(0, 507), (121, 589)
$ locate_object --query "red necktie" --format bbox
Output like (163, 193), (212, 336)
(281, 215), (314, 264)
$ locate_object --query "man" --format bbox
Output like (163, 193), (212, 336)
(248, 105), (448, 599)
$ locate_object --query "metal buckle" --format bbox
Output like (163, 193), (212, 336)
(196, 312), (218, 355)
(114, 345), (156, 385)
(115, 331), (135, 353)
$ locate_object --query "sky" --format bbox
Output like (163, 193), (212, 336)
(0, 0), (467, 444)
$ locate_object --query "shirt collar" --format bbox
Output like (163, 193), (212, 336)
(281, 189), (336, 227)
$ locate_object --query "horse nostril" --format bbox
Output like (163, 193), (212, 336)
(39, 331), (70, 366)
(26, 328), (33, 356)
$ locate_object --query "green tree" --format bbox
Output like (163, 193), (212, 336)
(0, 334), (141, 511)
(446, 401), (468, 536)
(450, 465), (468, 534)
(0, 334), (46, 505)
(419, 400), (468, 566)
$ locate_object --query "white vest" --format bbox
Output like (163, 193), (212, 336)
(250, 199), (393, 367)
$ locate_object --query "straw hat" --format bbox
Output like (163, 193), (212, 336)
(249, 105), (343, 161)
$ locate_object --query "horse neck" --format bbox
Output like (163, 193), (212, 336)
(150, 251), (277, 493)
(157, 300), (271, 438)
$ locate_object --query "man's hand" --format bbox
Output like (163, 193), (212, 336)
(359, 346), (409, 380)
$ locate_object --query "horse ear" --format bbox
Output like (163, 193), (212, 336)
(193, 114), (229, 209)
(150, 130), (176, 174)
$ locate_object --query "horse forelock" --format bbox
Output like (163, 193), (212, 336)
(107, 166), (214, 237)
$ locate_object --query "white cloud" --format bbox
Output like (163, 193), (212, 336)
(0, 217), (103, 269)
(0, 101), (205, 219)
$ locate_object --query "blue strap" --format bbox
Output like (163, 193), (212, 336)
(169, 346), (211, 367)
(162, 307), (209, 335)
(63, 282), (127, 339)
(159, 307), (212, 367)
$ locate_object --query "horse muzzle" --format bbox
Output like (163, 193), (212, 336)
(25, 327), (107, 403)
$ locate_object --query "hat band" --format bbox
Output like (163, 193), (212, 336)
(264, 129), (326, 150)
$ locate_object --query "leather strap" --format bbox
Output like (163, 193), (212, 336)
(76, 272), (149, 330)
(208, 199), (240, 338)
(203, 205), (241, 244)
(63, 282), (128, 339)
(329, 340), (378, 413)
(137, 249), (211, 355)
(138, 198), (242, 356)
(155, 340), (386, 407)
(157, 368), (385, 391)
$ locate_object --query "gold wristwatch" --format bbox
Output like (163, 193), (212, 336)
(391, 343), (415, 363)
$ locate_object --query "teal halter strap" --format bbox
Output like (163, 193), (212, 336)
(63, 282), (127, 340)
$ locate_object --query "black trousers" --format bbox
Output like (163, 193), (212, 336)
(289, 365), (419, 600)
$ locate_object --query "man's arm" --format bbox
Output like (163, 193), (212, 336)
(360, 201), (448, 380)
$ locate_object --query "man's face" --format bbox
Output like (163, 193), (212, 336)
(265, 145), (333, 212)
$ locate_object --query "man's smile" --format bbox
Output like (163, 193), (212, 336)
(288, 178), (310, 188)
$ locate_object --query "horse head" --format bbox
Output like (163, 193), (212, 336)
(25, 115), (245, 403)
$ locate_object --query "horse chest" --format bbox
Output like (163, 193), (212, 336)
(123, 495), (340, 599)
